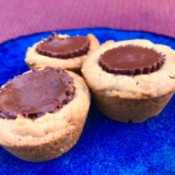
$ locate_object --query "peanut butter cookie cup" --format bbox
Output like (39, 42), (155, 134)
(82, 39), (175, 123)
(25, 32), (99, 72)
(0, 68), (90, 162)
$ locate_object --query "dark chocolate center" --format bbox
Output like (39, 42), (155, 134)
(99, 45), (165, 75)
(0, 68), (75, 119)
(36, 32), (90, 59)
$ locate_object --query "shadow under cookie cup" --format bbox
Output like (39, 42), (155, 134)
(82, 39), (175, 123)
(0, 69), (90, 162)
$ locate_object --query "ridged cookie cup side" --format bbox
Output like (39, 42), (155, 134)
(3, 124), (83, 162)
(25, 34), (99, 72)
(94, 90), (174, 123)
(0, 71), (90, 162)
(82, 39), (175, 123)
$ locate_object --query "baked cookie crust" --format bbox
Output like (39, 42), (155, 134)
(82, 39), (175, 122)
(0, 71), (90, 162)
(25, 34), (99, 71)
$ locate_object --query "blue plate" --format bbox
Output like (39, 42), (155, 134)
(0, 28), (175, 175)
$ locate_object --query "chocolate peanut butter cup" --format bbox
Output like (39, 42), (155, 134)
(0, 68), (75, 119)
(99, 45), (165, 75)
(36, 32), (90, 59)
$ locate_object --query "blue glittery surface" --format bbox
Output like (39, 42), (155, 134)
(0, 28), (175, 175)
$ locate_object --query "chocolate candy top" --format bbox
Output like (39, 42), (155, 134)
(0, 68), (75, 119)
(99, 45), (165, 75)
(36, 32), (90, 59)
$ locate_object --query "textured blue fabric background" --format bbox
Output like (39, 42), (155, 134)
(0, 28), (175, 175)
